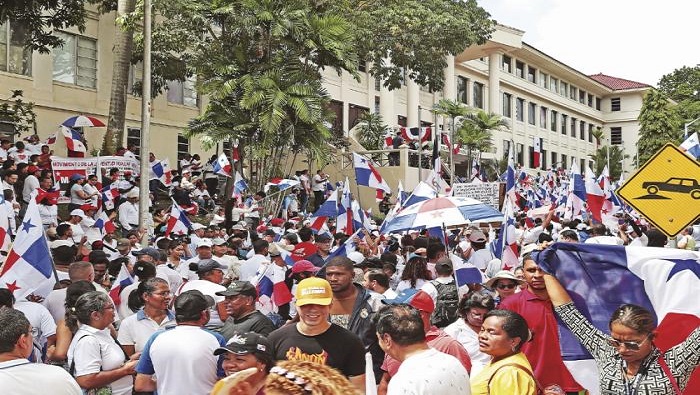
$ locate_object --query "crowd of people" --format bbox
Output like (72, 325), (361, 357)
(0, 138), (699, 394)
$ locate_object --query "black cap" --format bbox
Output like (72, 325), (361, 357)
(213, 332), (273, 359)
(195, 259), (226, 274)
(314, 233), (332, 242)
(174, 290), (215, 318)
(216, 281), (257, 298)
(133, 247), (160, 260)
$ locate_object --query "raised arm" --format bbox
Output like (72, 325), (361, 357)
(543, 274), (572, 307)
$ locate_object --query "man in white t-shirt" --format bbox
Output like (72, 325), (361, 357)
(311, 170), (328, 212)
(584, 223), (623, 245)
(135, 290), (226, 394)
(0, 309), (81, 395)
(376, 303), (470, 395)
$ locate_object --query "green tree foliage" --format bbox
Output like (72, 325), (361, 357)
(456, 109), (507, 170)
(355, 112), (389, 151)
(637, 89), (681, 164)
(657, 65), (700, 134)
(588, 146), (629, 181)
(0, 90), (37, 136)
(338, 0), (493, 91)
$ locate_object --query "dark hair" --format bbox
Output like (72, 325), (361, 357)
(559, 229), (579, 242)
(252, 239), (269, 254)
(0, 309), (30, 353)
(374, 304), (425, 346)
(52, 245), (77, 265)
(56, 223), (72, 237)
(108, 257), (129, 277)
(538, 233), (553, 243)
(401, 256), (431, 288)
(64, 281), (97, 333)
(426, 242), (445, 260)
(88, 250), (109, 265)
(325, 256), (354, 272)
(133, 260), (157, 281)
(435, 257), (453, 276)
(609, 304), (655, 334)
(413, 236), (429, 250)
(380, 252), (397, 265)
(589, 223), (607, 237)
(0, 288), (15, 308)
(458, 291), (495, 317)
(366, 269), (390, 289)
(646, 229), (667, 248)
(297, 227), (312, 242)
(484, 309), (531, 351)
(127, 277), (169, 313)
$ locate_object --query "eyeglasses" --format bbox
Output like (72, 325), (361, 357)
(606, 334), (651, 351)
(496, 283), (516, 290)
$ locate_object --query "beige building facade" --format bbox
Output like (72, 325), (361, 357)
(1, 13), (647, 178)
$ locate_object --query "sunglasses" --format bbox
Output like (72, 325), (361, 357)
(496, 283), (516, 290)
(606, 334), (651, 351)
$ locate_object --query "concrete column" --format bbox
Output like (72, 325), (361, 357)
(342, 101), (350, 136)
(407, 78), (420, 127)
(379, 79), (395, 126)
(443, 55), (456, 101)
(488, 52), (501, 114)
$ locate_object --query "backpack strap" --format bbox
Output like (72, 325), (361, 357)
(68, 334), (94, 376)
(657, 353), (682, 395)
(487, 362), (543, 394)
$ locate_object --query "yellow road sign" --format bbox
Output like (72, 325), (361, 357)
(616, 143), (700, 237)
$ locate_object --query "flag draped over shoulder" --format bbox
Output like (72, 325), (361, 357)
(534, 243), (700, 393)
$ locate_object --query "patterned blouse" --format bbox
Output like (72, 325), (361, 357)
(554, 302), (700, 395)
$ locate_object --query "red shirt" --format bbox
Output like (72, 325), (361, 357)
(291, 241), (317, 262)
(382, 327), (472, 376)
(499, 288), (584, 392)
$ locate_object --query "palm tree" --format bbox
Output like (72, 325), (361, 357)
(591, 126), (605, 149)
(432, 99), (470, 179)
(355, 112), (389, 151)
(457, 110), (508, 171)
(588, 145), (629, 181)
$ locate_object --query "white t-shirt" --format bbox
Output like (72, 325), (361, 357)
(387, 348), (470, 395)
(443, 318), (491, 377)
(21, 174), (40, 203)
(117, 309), (176, 353)
(14, 300), (57, 348)
(241, 254), (268, 282)
(177, 279), (226, 328)
(135, 325), (225, 395)
(468, 249), (495, 271)
(156, 264), (183, 291)
(43, 287), (68, 324)
(0, 359), (81, 395)
(67, 325), (133, 395)
(312, 174), (326, 192)
(395, 278), (428, 293)
(585, 235), (624, 245)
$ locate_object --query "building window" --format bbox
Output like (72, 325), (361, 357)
(374, 96), (380, 114)
(349, 104), (369, 128)
(457, 76), (468, 104)
(0, 21), (32, 76)
(374, 76), (381, 91)
(580, 158), (586, 172)
(177, 134), (189, 160)
(528, 102), (536, 125)
(473, 82), (484, 109)
(561, 154), (567, 169)
(358, 61), (367, 73)
(127, 61), (143, 95)
(515, 61), (524, 78)
(596, 97), (601, 110)
(570, 117), (576, 137)
(561, 114), (567, 135)
(502, 93), (512, 118)
(541, 149), (547, 168)
(540, 106), (547, 128)
(515, 97), (524, 122)
(611, 127), (622, 145)
(569, 86), (577, 100)
(527, 66), (536, 83)
(587, 93), (593, 107)
(126, 127), (140, 158)
(588, 124), (594, 143)
(579, 90), (586, 104)
(397, 115), (407, 127)
(516, 143), (524, 166)
(580, 121), (585, 140)
(502, 55), (512, 73)
(539, 72), (549, 89)
(52, 31), (97, 88)
(166, 75), (198, 107)
(561, 81), (568, 97)
(611, 97), (621, 111)
(503, 140), (511, 158)
(550, 110), (558, 132)
(327, 100), (343, 134)
(551, 77), (559, 94)
(551, 151), (557, 168)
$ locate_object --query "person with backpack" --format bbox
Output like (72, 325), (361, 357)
(421, 258), (460, 328)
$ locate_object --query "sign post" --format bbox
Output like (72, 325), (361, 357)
(616, 143), (700, 237)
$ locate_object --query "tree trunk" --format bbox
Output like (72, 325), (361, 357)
(105, 0), (136, 155)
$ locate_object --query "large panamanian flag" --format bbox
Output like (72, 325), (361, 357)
(353, 152), (391, 194)
(534, 243), (700, 395)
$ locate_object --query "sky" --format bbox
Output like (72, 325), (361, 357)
(476, 0), (700, 87)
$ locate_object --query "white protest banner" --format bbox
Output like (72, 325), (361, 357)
(51, 156), (140, 185)
(452, 182), (501, 210)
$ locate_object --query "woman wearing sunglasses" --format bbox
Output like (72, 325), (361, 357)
(485, 270), (526, 306)
(543, 274), (700, 394)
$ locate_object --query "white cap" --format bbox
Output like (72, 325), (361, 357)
(70, 209), (86, 219)
(197, 238), (213, 248)
(192, 223), (206, 231)
(347, 251), (365, 265)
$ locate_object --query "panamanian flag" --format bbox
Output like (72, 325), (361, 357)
(212, 153), (232, 178)
(93, 210), (116, 235)
(0, 197), (55, 299)
(150, 159), (173, 187)
(165, 203), (193, 237)
(352, 152), (391, 194)
(264, 178), (300, 193)
(60, 125), (86, 152)
(252, 262), (293, 315)
(535, 243), (700, 394)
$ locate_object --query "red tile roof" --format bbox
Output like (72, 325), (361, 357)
(589, 73), (651, 90)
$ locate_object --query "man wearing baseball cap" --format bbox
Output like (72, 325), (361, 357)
(217, 281), (275, 340)
(135, 290), (226, 394)
(267, 277), (367, 392)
